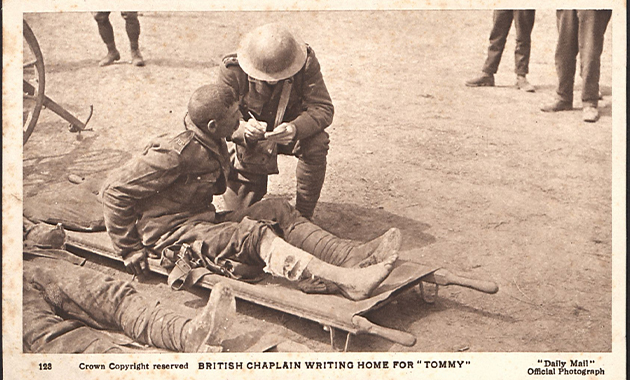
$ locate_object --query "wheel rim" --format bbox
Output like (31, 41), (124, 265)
(23, 20), (45, 144)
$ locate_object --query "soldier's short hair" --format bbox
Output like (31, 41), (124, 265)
(188, 84), (237, 127)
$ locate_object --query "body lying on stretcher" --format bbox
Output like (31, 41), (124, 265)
(24, 218), (499, 350)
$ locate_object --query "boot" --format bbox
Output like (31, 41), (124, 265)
(295, 160), (326, 219)
(125, 14), (143, 67)
(286, 221), (402, 268)
(259, 229), (397, 301)
(99, 42), (120, 67)
(95, 15), (120, 67)
(540, 99), (573, 112)
(183, 282), (236, 352)
(516, 75), (535, 92)
(582, 106), (599, 122)
(131, 49), (145, 67)
(465, 73), (494, 87)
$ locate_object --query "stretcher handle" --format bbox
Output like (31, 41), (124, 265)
(426, 269), (499, 294)
(352, 316), (416, 347)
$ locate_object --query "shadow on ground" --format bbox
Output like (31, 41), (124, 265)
(313, 201), (436, 252)
(23, 132), (130, 198)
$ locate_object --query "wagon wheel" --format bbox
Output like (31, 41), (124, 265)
(23, 20), (45, 144)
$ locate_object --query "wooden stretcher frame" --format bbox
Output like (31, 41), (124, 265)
(64, 230), (498, 351)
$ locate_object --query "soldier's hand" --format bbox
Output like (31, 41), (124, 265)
(265, 122), (296, 145)
(244, 118), (267, 142)
(124, 248), (149, 277)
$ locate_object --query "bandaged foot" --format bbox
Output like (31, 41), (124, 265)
(306, 254), (398, 301)
(259, 229), (397, 300)
(351, 228), (402, 268)
(183, 282), (236, 352)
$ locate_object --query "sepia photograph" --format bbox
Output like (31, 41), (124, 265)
(3, 1), (626, 379)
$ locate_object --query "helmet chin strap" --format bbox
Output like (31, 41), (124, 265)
(273, 79), (293, 129)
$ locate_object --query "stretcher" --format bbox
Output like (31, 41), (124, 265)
(64, 230), (498, 351)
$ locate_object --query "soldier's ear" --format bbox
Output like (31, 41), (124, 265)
(206, 120), (217, 133)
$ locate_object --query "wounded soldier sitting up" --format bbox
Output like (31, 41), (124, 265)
(101, 84), (402, 301)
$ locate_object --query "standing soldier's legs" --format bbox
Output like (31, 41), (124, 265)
(291, 130), (329, 219)
(93, 12), (121, 66)
(481, 10), (514, 75)
(541, 10), (578, 112)
(577, 10), (611, 109)
(121, 12), (145, 66)
(513, 10), (536, 77)
(555, 10), (580, 105)
(467, 10), (513, 87)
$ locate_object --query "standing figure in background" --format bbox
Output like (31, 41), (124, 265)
(541, 10), (612, 123)
(466, 10), (536, 92)
(217, 23), (334, 219)
(93, 11), (145, 67)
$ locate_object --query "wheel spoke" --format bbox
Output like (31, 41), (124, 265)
(23, 60), (38, 69)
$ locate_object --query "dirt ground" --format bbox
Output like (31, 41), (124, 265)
(21, 10), (613, 352)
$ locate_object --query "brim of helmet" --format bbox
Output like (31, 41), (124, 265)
(237, 42), (307, 82)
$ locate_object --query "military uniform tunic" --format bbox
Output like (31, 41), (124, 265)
(219, 46), (334, 143)
(217, 46), (334, 218)
(101, 117), (327, 279)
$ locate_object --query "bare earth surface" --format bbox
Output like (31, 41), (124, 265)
(22, 10), (613, 352)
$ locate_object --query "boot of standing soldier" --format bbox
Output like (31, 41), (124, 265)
(258, 227), (398, 301)
(122, 12), (145, 67)
(94, 12), (121, 67)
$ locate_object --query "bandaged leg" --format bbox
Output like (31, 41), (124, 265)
(259, 228), (398, 301)
(286, 222), (402, 268)
(111, 284), (236, 353)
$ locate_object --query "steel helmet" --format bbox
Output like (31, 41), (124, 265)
(237, 23), (307, 81)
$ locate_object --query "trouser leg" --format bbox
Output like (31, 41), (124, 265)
(481, 10), (514, 75)
(223, 174), (268, 211)
(93, 12), (116, 49)
(513, 10), (536, 76)
(577, 10), (611, 107)
(121, 11), (141, 50)
(555, 10), (580, 103)
(23, 277), (91, 353)
(24, 258), (191, 352)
